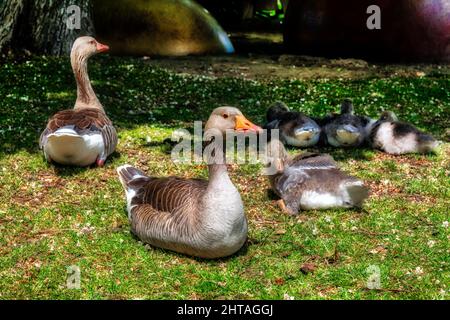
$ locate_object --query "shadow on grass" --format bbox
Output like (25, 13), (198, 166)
(49, 151), (122, 177)
(141, 138), (177, 155)
(127, 230), (249, 262)
(284, 144), (376, 162)
(1, 55), (448, 161)
(320, 147), (376, 161)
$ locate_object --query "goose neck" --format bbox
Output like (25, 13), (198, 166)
(207, 155), (229, 187)
(71, 53), (103, 110)
(204, 139), (232, 189)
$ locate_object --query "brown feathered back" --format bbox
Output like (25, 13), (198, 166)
(39, 108), (117, 158)
(44, 108), (111, 131)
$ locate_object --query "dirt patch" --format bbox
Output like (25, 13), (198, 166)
(145, 54), (450, 81)
(143, 32), (450, 81)
(373, 153), (434, 168)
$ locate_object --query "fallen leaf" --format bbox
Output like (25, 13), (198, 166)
(370, 246), (388, 255)
(300, 263), (317, 274)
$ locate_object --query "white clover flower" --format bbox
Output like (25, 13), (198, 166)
(78, 224), (95, 236)
(414, 267), (424, 275)
(312, 227), (319, 236)
(283, 293), (295, 300)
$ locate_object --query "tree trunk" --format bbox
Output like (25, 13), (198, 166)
(0, 0), (25, 51)
(0, 0), (94, 55)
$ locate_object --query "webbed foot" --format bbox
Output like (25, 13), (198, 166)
(96, 158), (106, 167)
(277, 199), (296, 216)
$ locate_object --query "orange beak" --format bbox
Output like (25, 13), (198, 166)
(235, 115), (263, 133)
(96, 42), (109, 53)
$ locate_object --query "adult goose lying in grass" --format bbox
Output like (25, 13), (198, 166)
(265, 139), (369, 215)
(117, 107), (262, 259)
(368, 111), (438, 154)
(319, 99), (373, 148)
(39, 36), (117, 167)
(264, 101), (321, 148)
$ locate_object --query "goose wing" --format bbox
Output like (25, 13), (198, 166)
(137, 177), (208, 213)
(129, 177), (209, 245)
(274, 153), (339, 208)
(289, 152), (337, 169)
(39, 108), (117, 157)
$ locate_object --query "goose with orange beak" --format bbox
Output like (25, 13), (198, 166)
(117, 107), (261, 258)
(205, 106), (263, 133)
(39, 36), (117, 167)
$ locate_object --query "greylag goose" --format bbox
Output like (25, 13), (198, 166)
(368, 111), (438, 154)
(264, 101), (321, 148)
(117, 107), (262, 259)
(39, 36), (117, 167)
(265, 139), (369, 215)
(319, 99), (373, 148)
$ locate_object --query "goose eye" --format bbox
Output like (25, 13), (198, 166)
(222, 114), (229, 119)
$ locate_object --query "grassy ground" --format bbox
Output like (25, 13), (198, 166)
(0, 55), (449, 299)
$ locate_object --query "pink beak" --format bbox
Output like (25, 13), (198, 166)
(96, 42), (109, 53)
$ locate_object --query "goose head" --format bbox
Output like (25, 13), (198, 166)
(205, 106), (262, 135)
(203, 107), (262, 179)
(71, 36), (109, 59)
(379, 111), (399, 122)
(266, 101), (290, 122)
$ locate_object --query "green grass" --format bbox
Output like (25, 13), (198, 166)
(0, 56), (449, 299)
